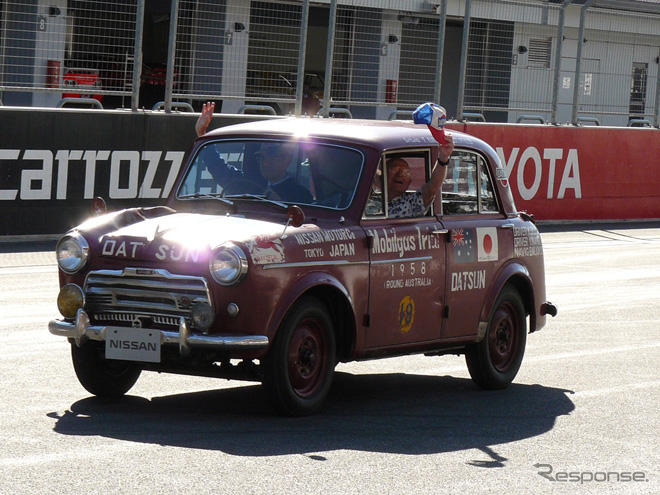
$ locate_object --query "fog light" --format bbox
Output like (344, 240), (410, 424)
(57, 284), (84, 318)
(191, 301), (214, 331)
(227, 302), (240, 317)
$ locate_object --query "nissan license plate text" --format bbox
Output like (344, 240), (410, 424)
(105, 327), (161, 363)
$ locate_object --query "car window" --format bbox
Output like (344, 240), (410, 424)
(178, 140), (363, 209)
(364, 150), (432, 219)
(441, 150), (499, 215)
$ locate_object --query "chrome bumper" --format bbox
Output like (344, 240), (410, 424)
(49, 309), (269, 356)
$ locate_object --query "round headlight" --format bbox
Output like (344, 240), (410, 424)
(209, 243), (248, 286)
(57, 284), (85, 318)
(56, 232), (89, 274)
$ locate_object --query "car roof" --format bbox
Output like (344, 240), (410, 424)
(204, 117), (486, 154)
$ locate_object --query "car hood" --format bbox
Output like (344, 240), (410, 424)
(90, 212), (289, 264)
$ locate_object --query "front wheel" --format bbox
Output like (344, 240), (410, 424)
(262, 296), (336, 416)
(465, 287), (527, 390)
(71, 341), (141, 398)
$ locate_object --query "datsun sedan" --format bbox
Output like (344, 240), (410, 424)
(49, 117), (556, 415)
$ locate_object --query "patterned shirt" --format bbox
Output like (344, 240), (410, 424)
(388, 191), (427, 218)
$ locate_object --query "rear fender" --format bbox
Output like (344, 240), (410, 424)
(478, 261), (537, 340)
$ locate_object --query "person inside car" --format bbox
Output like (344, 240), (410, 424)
(194, 102), (312, 203)
(386, 133), (453, 218)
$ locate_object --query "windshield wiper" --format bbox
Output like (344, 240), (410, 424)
(224, 194), (288, 210)
(178, 192), (234, 206)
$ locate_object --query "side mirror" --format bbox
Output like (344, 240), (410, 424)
(92, 197), (107, 216)
(287, 205), (305, 228)
(280, 205), (305, 239)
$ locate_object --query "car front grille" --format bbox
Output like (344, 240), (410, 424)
(84, 268), (212, 329)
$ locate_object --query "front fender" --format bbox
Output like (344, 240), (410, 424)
(265, 271), (356, 343)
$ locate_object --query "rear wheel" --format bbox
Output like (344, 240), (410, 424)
(71, 341), (141, 398)
(466, 287), (527, 390)
(263, 296), (336, 416)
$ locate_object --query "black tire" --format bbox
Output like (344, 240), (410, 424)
(71, 341), (141, 398)
(262, 296), (336, 416)
(465, 287), (527, 390)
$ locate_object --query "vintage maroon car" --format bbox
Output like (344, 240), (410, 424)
(49, 117), (556, 415)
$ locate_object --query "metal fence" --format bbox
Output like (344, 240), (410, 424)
(0, 0), (140, 108)
(1, 0), (659, 126)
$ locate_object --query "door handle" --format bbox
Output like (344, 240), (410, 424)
(500, 223), (514, 229)
(431, 229), (449, 235)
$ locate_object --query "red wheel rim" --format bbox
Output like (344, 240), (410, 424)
(488, 302), (520, 372)
(287, 317), (328, 397)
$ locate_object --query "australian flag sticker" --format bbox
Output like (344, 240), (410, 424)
(451, 228), (475, 263)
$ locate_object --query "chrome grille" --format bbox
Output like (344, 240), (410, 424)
(84, 268), (212, 327)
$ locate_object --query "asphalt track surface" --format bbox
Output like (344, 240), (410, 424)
(1, 223), (658, 495)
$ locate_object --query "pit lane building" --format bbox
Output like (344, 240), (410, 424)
(1, 0), (659, 126)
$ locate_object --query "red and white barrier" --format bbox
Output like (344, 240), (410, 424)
(447, 123), (660, 221)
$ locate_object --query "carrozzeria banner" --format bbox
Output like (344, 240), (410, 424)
(1, 110), (659, 236)
(446, 122), (660, 222)
(0, 109), (265, 236)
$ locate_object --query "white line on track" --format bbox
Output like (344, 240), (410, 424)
(574, 380), (660, 398)
(403, 342), (660, 376)
(527, 342), (660, 362)
(0, 265), (57, 275)
(0, 442), (151, 468)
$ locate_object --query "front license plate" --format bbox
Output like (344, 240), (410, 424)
(105, 327), (161, 363)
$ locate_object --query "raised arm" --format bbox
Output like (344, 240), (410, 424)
(195, 101), (215, 137)
(421, 133), (454, 208)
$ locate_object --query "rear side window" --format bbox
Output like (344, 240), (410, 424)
(441, 150), (498, 215)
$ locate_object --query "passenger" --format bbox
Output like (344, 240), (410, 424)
(194, 102), (312, 203)
(386, 134), (453, 218)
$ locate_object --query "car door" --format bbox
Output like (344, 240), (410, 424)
(440, 148), (510, 339)
(362, 149), (447, 349)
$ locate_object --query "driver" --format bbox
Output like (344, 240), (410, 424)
(254, 142), (312, 203)
(195, 102), (312, 203)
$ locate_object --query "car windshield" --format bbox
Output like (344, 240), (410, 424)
(178, 139), (363, 209)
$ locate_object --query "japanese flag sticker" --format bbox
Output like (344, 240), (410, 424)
(477, 227), (498, 262)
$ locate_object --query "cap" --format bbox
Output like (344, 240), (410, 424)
(413, 102), (448, 144)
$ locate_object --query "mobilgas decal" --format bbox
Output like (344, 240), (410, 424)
(497, 147), (581, 201)
(368, 227), (441, 257)
(513, 224), (543, 257)
(0, 149), (185, 200)
(246, 236), (285, 265)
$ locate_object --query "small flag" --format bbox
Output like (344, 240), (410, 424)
(477, 227), (498, 262)
(413, 102), (448, 144)
(451, 228), (475, 263)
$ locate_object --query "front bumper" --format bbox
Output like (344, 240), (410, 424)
(49, 309), (269, 356)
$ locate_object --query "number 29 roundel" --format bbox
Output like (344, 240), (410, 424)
(398, 296), (415, 333)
